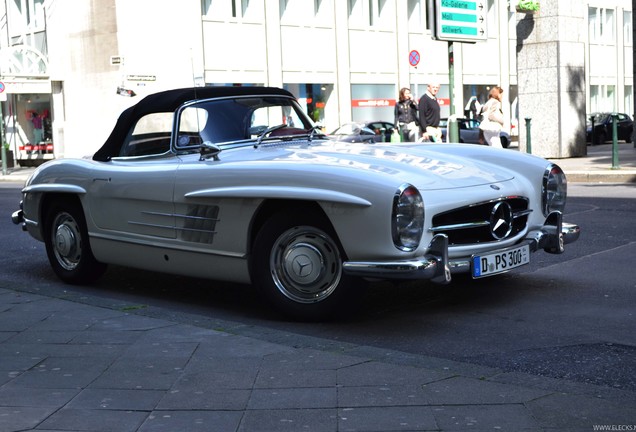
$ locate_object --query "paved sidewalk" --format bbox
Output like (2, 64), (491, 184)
(1, 281), (635, 432)
(2, 142), (636, 184)
(546, 142), (636, 183)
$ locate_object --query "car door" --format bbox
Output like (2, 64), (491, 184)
(87, 112), (177, 239)
(616, 113), (633, 140)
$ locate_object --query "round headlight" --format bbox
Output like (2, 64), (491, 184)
(542, 164), (567, 216)
(391, 184), (424, 252)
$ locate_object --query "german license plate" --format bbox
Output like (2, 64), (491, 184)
(472, 244), (530, 278)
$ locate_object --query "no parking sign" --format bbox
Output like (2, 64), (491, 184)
(409, 50), (420, 67)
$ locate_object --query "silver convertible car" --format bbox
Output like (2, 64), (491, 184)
(12, 86), (580, 320)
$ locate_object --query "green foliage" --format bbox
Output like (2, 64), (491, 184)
(517, 0), (539, 12)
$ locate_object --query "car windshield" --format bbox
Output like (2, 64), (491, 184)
(175, 96), (315, 147)
(588, 113), (609, 124)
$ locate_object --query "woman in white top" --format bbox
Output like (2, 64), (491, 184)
(479, 86), (505, 148)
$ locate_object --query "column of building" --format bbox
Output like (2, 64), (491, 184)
(516, 0), (587, 158)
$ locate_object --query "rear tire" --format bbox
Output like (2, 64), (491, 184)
(251, 210), (358, 321)
(44, 198), (107, 284)
(595, 131), (606, 145)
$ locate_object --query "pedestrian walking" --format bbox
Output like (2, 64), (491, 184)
(418, 83), (442, 142)
(394, 87), (419, 142)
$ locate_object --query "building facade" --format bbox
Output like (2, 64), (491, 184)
(0, 0), (633, 161)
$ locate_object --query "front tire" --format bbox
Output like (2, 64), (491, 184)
(251, 211), (357, 321)
(44, 198), (107, 284)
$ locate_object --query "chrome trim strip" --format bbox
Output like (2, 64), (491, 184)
(140, 211), (219, 222)
(127, 221), (218, 235)
(127, 221), (175, 230)
(514, 209), (533, 218)
(184, 186), (372, 206)
(176, 226), (217, 234)
(430, 221), (489, 232)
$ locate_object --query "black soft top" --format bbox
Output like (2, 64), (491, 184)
(93, 86), (294, 161)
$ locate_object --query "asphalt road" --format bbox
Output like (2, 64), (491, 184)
(1, 182), (635, 393)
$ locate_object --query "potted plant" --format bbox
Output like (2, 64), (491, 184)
(515, 0), (539, 13)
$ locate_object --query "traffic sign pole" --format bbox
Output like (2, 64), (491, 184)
(448, 42), (459, 143)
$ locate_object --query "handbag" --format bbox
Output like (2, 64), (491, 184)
(479, 101), (503, 132)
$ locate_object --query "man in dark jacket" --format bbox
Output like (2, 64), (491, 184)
(418, 84), (442, 142)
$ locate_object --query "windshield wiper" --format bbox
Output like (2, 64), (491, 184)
(308, 125), (327, 142)
(254, 124), (287, 148)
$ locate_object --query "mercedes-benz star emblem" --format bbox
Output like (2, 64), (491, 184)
(293, 255), (313, 278)
(490, 201), (513, 240)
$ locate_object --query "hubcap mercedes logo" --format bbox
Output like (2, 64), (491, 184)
(293, 255), (313, 278)
(490, 201), (513, 240)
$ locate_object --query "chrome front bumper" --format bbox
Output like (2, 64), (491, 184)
(343, 212), (580, 284)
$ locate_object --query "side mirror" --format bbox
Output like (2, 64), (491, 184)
(199, 141), (221, 161)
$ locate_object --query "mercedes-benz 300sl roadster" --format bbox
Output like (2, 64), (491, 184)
(12, 86), (580, 320)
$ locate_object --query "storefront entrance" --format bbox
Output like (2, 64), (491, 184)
(2, 92), (54, 167)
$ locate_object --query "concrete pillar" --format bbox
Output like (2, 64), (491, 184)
(516, 0), (586, 158)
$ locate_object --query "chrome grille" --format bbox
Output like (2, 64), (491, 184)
(431, 197), (531, 245)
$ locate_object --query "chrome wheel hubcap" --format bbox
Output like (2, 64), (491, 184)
(52, 213), (82, 271)
(271, 226), (342, 304)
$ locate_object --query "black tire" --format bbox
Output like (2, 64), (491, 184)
(44, 198), (107, 284)
(500, 136), (509, 148)
(251, 210), (358, 321)
(595, 131), (606, 145)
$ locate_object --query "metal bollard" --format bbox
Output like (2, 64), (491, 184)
(611, 113), (619, 169)
(448, 117), (459, 143)
(524, 117), (532, 154)
(1, 145), (6, 176)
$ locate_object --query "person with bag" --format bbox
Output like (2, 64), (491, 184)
(478, 86), (505, 148)
(394, 87), (419, 142)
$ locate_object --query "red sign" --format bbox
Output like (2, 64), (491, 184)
(409, 50), (420, 67)
(351, 99), (394, 108)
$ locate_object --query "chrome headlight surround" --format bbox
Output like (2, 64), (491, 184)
(542, 163), (567, 216)
(391, 184), (424, 252)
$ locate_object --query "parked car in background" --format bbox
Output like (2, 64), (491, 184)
(12, 86), (580, 321)
(586, 112), (633, 145)
(329, 121), (395, 143)
(440, 117), (511, 148)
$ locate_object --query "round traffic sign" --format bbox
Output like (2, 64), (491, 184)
(0, 82), (5, 93)
(409, 50), (420, 67)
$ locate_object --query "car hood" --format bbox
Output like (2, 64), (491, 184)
(228, 141), (544, 190)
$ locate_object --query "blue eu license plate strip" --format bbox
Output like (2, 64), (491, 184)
(472, 244), (530, 278)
